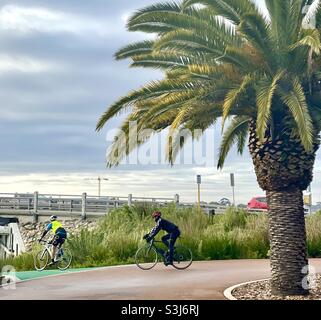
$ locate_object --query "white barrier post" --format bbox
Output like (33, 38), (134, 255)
(82, 192), (87, 220)
(174, 194), (180, 206)
(128, 194), (132, 206)
(33, 191), (39, 223)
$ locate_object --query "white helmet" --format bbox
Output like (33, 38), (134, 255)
(50, 215), (57, 222)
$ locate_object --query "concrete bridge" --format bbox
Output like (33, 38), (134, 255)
(0, 192), (229, 222)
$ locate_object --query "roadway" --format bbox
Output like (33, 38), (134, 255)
(1, 259), (321, 300)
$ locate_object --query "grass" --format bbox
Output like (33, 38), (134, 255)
(1, 204), (321, 272)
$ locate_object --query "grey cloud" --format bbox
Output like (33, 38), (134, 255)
(0, 0), (157, 17)
(0, 0), (318, 203)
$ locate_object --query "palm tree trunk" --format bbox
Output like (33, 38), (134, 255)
(267, 188), (309, 296)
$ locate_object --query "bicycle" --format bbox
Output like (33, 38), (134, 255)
(34, 240), (73, 271)
(135, 238), (193, 270)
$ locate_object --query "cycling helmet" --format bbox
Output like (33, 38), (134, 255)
(152, 211), (161, 219)
(50, 215), (57, 222)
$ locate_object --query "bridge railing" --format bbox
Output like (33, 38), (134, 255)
(0, 192), (272, 219)
(0, 192), (181, 219)
(1, 192), (272, 217)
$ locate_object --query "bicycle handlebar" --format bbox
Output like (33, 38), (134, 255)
(145, 238), (164, 244)
(38, 239), (51, 244)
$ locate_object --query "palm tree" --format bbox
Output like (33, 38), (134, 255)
(97, 0), (321, 296)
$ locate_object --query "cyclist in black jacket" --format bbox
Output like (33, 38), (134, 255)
(143, 211), (181, 265)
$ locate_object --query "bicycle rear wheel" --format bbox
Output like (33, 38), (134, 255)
(57, 248), (73, 270)
(135, 245), (158, 270)
(34, 249), (50, 271)
(172, 245), (193, 270)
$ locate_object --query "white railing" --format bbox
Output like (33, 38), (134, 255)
(0, 223), (25, 258)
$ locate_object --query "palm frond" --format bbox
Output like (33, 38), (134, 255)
(220, 46), (257, 71)
(290, 29), (321, 54)
(127, 2), (183, 33)
(217, 116), (251, 169)
(256, 70), (285, 142)
(167, 103), (221, 164)
(131, 52), (194, 70)
(279, 77), (314, 151)
(238, 13), (274, 72)
(222, 74), (254, 129)
(265, 0), (295, 50)
(96, 80), (203, 131)
(183, 0), (260, 25)
(154, 29), (230, 56)
(115, 41), (155, 60)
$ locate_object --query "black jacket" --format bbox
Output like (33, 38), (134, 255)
(148, 218), (179, 238)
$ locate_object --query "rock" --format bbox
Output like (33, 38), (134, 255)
(19, 218), (98, 251)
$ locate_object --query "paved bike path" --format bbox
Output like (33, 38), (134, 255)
(1, 259), (321, 300)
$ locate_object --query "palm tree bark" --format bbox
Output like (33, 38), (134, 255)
(267, 188), (309, 295)
(248, 120), (318, 295)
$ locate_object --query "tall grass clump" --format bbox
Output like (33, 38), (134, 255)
(222, 208), (247, 232)
(2, 204), (321, 271)
(306, 211), (321, 258)
(0, 252), (35, 272)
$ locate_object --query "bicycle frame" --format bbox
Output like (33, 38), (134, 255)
(39, 240), (64, 260)
(38, 241), (51, 259)
(39, 240), (63, 260)
(147, 239), (167, 261)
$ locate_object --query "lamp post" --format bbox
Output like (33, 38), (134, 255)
(85, 176), (109, 197)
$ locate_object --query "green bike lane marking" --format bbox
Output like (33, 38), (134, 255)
(15, 267), (100, 281)
(13, 264), (137, 282)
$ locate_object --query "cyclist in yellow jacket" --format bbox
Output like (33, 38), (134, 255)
(39, 215), (67, 266)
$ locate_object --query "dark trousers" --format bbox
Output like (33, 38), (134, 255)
(161, 229), (180, 262)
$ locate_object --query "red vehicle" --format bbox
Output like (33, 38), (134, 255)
(247, 196), (268, 211)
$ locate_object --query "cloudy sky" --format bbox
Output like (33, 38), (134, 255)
(0, 0), (320, 204)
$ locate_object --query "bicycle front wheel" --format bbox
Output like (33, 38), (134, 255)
(57, 248), (73, 270)
(135, 245), (158, 270)
(172, 245), (193, 270)
(34, 249), (50, 271)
